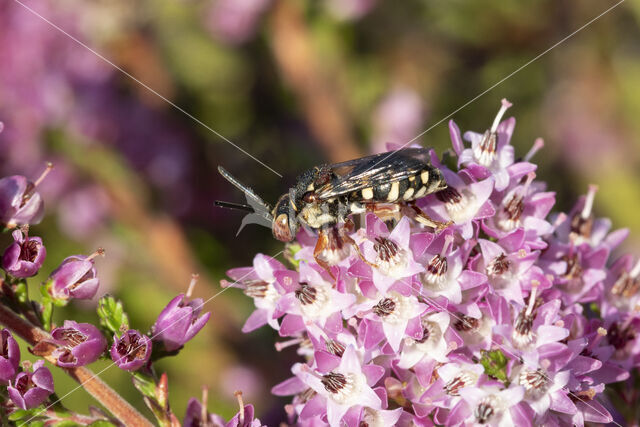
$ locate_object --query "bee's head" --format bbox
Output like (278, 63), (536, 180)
(272, 194), (297, 242)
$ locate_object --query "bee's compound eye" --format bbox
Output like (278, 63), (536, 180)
(273, 213), (293, 242)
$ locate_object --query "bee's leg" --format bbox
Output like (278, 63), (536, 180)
(337, 221), (378, 268)
(313, 229), (336, 280)
(404, 201), (453, 230)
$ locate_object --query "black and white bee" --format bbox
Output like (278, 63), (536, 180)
(216, 148), (451, 272)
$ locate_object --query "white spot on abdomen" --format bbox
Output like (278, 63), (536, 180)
(388, 182), (400, 201)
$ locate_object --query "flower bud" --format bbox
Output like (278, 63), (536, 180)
(110, 329), (152, 371)
(151, 288), (211, 352)
(0, 163), (52, 228)
(2, 229), (46, 278)
(7, 360), (54, 410)
(48, 249), (103, 301)
(0, 329), (20, 383)
(51, 321), (106, 367)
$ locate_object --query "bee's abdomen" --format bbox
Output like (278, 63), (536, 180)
(349, 166), (444, 204)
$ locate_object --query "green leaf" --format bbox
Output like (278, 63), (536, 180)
(132, 371), (157, 400)
(41, 297), (54, 331)
(8, 409), (40, 422)
(479, 349), (509, 384)
(97, 295), (129, 337)
(14, 280), (29, 305)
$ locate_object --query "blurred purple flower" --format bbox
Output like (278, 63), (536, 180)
(7, 360), (54, 410)
(206, 0), (271, 45)
(51, 320), (107, 367)
(151, 276), (211, 351)
(372, 87), (424, 154)
(0, 329), (20, 383)
(57, 186), (110, 240)
(2, 228), (46, 278)
(48, 250), (102, 301)
(110, 329), (152, 371)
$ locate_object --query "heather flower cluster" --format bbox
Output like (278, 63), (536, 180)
(225, 99), (638, 426)
(0, 123), (213, 425)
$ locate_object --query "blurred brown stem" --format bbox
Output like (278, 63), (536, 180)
(0, 302), (154, 427)
(269, 0), (362, 163)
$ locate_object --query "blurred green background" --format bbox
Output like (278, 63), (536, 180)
(1, 0), (639, 423)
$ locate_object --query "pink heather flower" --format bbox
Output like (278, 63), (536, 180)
(222, 254), (286, 332)
(476, 233), (542, 305)
(110, 329), (152, 371)
(457, 384), (526, 425)
(0, 329), (20, 383)
(2, 228), (46, 278)
(418, 231), (485, 304)
(419, 161), (495, 240)
(482, 172), (555, 243)
(0, 164), (52, 228)
(455, 99), (516, 191)
(419, 361), (484, 415)
(151, 276), (211, 352)
(398, 310), (452, 368)
(357, 290), (426, 352)
(223, 100), (640, 426)
(358, 215), (424, 294)
(8, 360), (54, 410)
(48, 250), (102, 301)
(552, 184), (628, 251)
(276, 262), (356, 334)
(51, 321), (107, 367)
(293, 346), (382, 427)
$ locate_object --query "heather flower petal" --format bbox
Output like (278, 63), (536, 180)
(382, 320), (408, 352)
(549, 391), (577, 415)
(51, 321), (106, 367)
(8, 360), (54, 410)
(0, 329), (20, 382)
(110, 329), (152, 371)
(449, 120), (465, 156)
(152, 293), (211, 351)
(242, 310), (269, 334)
(271, 376), (307, 396)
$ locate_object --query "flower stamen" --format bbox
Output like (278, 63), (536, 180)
(524, 138), (544, 162)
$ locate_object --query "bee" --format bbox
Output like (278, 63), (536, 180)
(216, 148), (451, 273)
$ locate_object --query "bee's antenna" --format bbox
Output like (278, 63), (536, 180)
(217, 166), (272, 211)
(213, 200), (255, 213)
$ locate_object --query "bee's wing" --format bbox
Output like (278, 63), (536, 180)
(315, 148), (436, 200)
